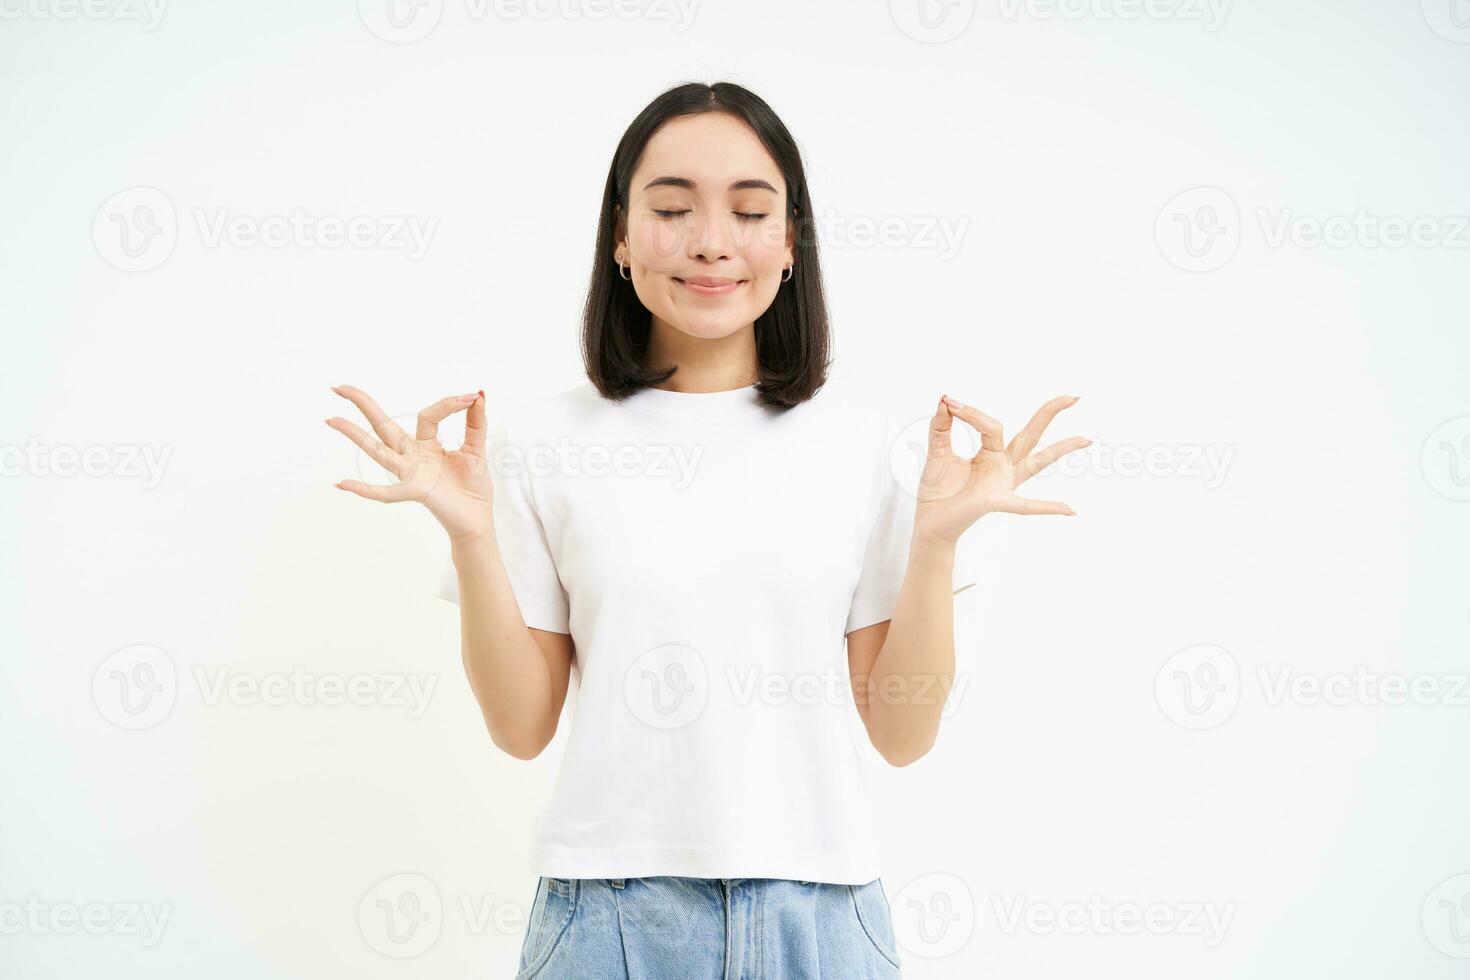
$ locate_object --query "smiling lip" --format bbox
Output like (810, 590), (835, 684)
(675, 277), (744, 296)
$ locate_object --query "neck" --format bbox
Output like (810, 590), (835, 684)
(645, 316), (759, 392)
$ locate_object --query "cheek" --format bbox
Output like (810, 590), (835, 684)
(740, 218), (789, 270)
(633, 218), (685, 271)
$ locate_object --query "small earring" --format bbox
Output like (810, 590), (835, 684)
(619, 260), (630, 281)
(781, 265), (793, 283)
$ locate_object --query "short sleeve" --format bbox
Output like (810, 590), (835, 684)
(845, 412), (979, 635)
(436, 415), (571, 634)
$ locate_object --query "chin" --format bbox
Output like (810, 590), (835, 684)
(669, 311), (751, 340)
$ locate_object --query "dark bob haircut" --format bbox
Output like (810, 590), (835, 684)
(581, 81), (831, 411)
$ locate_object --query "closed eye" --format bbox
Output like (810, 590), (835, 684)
(653, 210), (768, 222)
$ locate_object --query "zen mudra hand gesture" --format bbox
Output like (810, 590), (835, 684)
(914, 393), (1091, 546)
(324, 384), (1089, 550)
(325, 384), (494, 542)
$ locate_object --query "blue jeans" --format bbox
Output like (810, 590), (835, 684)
(514, 876), (903, 979)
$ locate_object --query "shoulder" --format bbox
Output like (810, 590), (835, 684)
(491, 381), (602, 443)
(794, 377), (891, 432)
(803, 378), (930, 456)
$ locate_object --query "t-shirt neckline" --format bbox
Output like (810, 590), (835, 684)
(621, 382), (770, 422)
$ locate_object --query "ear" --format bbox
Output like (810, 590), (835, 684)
(612, 202), (627, 256)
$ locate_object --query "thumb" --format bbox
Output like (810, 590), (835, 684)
(928, 394), (957, 458)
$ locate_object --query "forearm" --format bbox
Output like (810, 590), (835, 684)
(863, 531), (960, 765)
(450, 531), (558, 758)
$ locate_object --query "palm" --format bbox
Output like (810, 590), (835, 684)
(914, 394), (1090, 545)
(326, 384), (494, 542)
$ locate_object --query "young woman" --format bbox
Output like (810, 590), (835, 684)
(328, 81), (1085, 979)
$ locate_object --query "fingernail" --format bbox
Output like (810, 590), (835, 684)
(943, 394), (965, 410)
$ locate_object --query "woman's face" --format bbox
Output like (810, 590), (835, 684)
(616, 112), (795, 342)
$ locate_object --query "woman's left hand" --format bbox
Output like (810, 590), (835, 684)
(913, 393), (1091, 546)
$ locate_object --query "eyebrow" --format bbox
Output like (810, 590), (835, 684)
(641, 176), (779, 194)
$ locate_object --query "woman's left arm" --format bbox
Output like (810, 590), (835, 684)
(847, 393), (1090, 766)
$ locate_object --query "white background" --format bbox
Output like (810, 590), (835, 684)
(3, 0), (1469, 977)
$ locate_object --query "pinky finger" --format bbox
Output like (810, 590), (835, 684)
(334, 479), (413, 503)
(997, 493), (1076, 516)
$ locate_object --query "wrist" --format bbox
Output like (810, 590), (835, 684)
(909, 527), (958, 567)
(449, 527), (497, 561)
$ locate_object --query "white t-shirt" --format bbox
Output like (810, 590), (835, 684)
(439, 380), (977, 884)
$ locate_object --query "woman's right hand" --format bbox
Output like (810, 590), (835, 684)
(327, 385), (494, 543)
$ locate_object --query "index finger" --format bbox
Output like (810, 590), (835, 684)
(415, 392), (480, 440)
(332, 385), (411, 453)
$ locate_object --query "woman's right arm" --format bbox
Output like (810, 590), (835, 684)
(448, 528), (574, 760)
(327, 385), (573, 760)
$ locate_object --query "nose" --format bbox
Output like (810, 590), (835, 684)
(687, 208), (734, 262)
